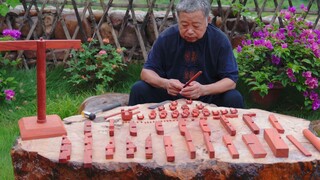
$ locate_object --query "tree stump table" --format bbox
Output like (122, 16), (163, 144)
(11, 99), (320, 179)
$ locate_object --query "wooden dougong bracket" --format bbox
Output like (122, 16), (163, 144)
(0, 39), (81, 140)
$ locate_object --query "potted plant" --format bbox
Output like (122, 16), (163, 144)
(235, 5), (320, 110)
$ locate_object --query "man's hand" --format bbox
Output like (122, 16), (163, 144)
(180, 81), (204, 99)
(165, 79), (184, 96)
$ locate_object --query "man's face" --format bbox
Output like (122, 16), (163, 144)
(178, 10), (208, 42)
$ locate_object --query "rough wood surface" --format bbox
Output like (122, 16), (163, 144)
(11, 99), (320, 179)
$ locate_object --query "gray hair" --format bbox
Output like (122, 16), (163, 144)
(176, 0), (211, 18)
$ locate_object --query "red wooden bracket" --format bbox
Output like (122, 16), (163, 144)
(220, 115), (236, 136)
(230, 108), (238, 114)
(163, 136), (175, 162)
(109, 119), (114, 137)
(105, 137), (115, 159)
(268, 114), (285, 134)
(121, 109), (133, 121)
(243, 112), (256, 117)
(202, 108), (211, 117)
(196, 103), (204, 109)
(186, 99), (193, 104)
(225, 114), (238, 118)
(171, 100), (178, 106)
(59, 135), (72, 163)
(178, 119), (187, 136)
(148, 110), (157, 119)
(155, 121), (164, 135)
(126, 138), (137, 158)
(303, 129), (320, 151)
(171, 110), (179, 118)
(286, 135), (312, 157)
(264, 128), (289, 157)
(181, 104), (189, 110)
(199, 120), (211, 135)
(159, 110), (167, 119)
(158, 105), (165, 111)
(222, 135), (239, 159)
(192, 108), (200, 117)
(181, 109), (190, 118)
(242, 134), (267, 158)
(203, 132), (215, 158)
(137, 114), (144, 120)
(145, 134), (153, 159)
(220, 109), (228, 115)
(129, 121), (137, 136)
(212, 110), (220, 116)
(169, 104), (177, 110)
(243, 115), (260, 134)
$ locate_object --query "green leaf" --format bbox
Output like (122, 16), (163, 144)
(7, 0), (20, 8)
(0, 5), (9, 17)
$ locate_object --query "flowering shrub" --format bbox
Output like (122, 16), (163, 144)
(235, 5), (320, 110)
(65, 39), (125, 93)
(0, 29), (21, 102)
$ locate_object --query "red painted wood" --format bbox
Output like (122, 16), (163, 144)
(286, 135), (312, 157)
(264, 128), (289, 157)
(303, 129), (320, 151)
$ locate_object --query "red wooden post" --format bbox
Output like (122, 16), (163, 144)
(37, 39), (47, 122)
(0, 39), (81, 140)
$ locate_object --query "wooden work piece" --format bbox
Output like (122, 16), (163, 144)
(126, 138), (137, 158)
(59, 135), (72, 163)
(243, 115), (260, 134)
(84, 121), (92, 168)
(242, 134), (267, 158)
(286, 135), (312, 157)
(199, 120), (211, 135)
(203, 132), (215, 158)
(109, 119), (114, 137)
(145, 134), (153, 159)
(163, 136), (175, 162)
(155, 121), (164, 135)
(0, 39), (81, 140)
(303, 129), (320, 151)
(178, 119), (187, 136)
(129, 121), (137, 136)
(269, 114), (285, 134)
(220, 115), (236, 136)
(264, 128), (289, 158)
(105, 137), (115, 159)
(222, 135), (239, 159)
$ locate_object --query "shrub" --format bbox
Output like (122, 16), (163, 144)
(65, 40), (125, 93)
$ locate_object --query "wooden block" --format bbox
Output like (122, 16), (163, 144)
(84, 120), (92, 134)
(137, 114), (144, 120)
(158, 105), (165, 111)
(220, 115), (236, 136)
(264, 128), (289, 158)
(230, 108), (238, 114)
(178, 119), (187, 136)
(109, 119), (114, 137)
(203, 132), (215, 158)
(163, 136), (175, 162)
(199, 120), (211, 135)
(129, 121), (137, 136)
(186, 99), (193, 104)
(303, 129), (320, 151)
(220, 109), (228, 115)
(286, 135), (312, 157)
(83, 149), (92, 168)
(105, 147), (114, 159)
(202, 108), (211, 117)
(126, 138), (136, 158)
(121, 109), (133, 121)
(187, 141), (196, 159)
(196, 103), (204, 109)
(181, 104), (189, 110)
(145, 134), (153, 159)
(171, 110), (179, 118)
(212, 110), (220, 116)
(59, 150), (69, 163)
(222, 135), (239, 159)
(242, 134), (267, 158)
(159, 110), (167, 119)
(169, 104), (177, 110)
(269, 114), (285, 134)
(192, 108), (200, 117)
(225, 114), (238, 118)
(155, 121), (164, 135)
(243, 115), (260, 134)
(148, 110), (157, 119)
(171, 100), (178, 106)
(243, 113), (256, 117)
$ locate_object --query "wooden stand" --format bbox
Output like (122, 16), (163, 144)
(0, 39), (81, 140)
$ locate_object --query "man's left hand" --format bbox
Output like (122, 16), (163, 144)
(180, 81), (204, 99)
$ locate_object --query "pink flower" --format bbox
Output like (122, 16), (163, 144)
(4, 89), (15, 101)
(98, 50), (107, 55)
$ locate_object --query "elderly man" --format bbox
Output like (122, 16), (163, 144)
(128, 0), (244, 108)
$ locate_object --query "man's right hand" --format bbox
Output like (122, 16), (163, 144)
(165, 79), (184, 96)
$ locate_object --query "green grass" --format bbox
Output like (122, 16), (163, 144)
(0, 62), (319, 179)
